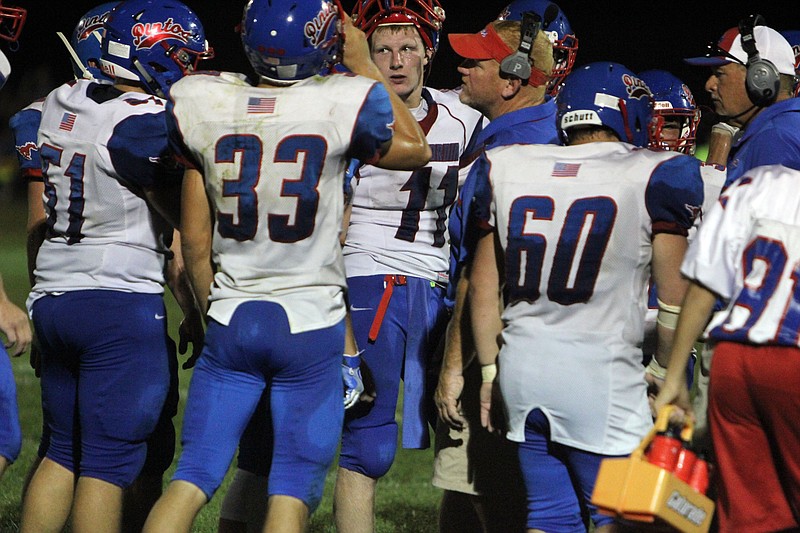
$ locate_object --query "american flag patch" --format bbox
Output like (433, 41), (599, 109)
(59, 112), (77, 132)
(552, 162), (580, 177)
(247, 97), (276, 114)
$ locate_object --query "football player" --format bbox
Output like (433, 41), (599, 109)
(0, 0), (29, 483)
(654, 164), (800, 532)
(496, 0), (578, 96)
(639, 69), (700, 155)
(468, 62), (704, 532)
(140, 0), (430, 531)
(637, 69), (727, 453)
(10, 4), (196, 530)
(333, 1), (483, 531)
(18, 1), (210, 531)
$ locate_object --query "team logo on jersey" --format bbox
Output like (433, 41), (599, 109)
(15, 141), (37, 160)
(622, 73), (652, 100)
(684, 202), (702, 222)
(76, 10), (112, 42)
(304, 5), (337, 49)
(131, 18), (193, 50)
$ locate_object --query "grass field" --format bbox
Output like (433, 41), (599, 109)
(0, 195), (442, 532)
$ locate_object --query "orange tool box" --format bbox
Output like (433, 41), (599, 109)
(590, 406), (715, 533)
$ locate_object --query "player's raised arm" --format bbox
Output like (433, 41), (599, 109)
(340, 14), (430, 170)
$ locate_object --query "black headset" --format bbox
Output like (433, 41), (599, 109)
(499, 11), (541, 82)
(739, 14), (781, 107)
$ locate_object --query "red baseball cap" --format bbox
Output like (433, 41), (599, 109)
(448, 23), (548, 86)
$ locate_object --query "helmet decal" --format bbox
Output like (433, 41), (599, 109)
(305, 5), (338, 49)
(131, 18), (193, 49)
(622, 73), (652, 100)
(76, 12), (109, 42)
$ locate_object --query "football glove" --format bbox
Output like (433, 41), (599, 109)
(342, 353), (365, 410)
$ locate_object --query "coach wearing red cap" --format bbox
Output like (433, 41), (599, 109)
(433, 16), (558, 533)
(685, 17), (800, 188)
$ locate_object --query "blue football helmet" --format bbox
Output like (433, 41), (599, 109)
(496, 0), (577, 95)
(779, 30), (800, 97)
(241, 0), (342, 84)
(557, 62), (653, 148)
(638, 69), (700, 155)
(68, 3), (119, 82)
(100, 0), (213, 98)
(353, 0), (446, 56)
(0, 0), (25, 42)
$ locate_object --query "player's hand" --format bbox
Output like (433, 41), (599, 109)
(435, 369), (466, 430)
(644, 372), (665, 414)
(652, 375), (692, 420)
(0, 298), (32, 357)
(179, 311), (205, 369)
(339, 13), (374, 76)
(342, 353), (365, 409)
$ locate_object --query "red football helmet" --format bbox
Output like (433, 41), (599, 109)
(352, 0), (445, 55)
(0, 1), (26, 42)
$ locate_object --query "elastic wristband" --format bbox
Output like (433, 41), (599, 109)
(481, 363), (497, 383)
(656, 297), (681, 330)
(645, 358), (668, 380)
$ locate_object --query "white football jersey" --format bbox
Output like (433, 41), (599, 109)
(29, 79), (175, 307)
(473, 142), (704, 454)
(168, 72), (394, 333)
(683, 164), (800, 346)
(344, 87), (483, 283)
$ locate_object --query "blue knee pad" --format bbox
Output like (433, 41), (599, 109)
(0, 346), (21, 464)
(338, 419), (398, 479)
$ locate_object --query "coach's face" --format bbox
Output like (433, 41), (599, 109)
(370, 25), (429, 109)
(705, 63), (757, 127)
(456, 58), (506, 119)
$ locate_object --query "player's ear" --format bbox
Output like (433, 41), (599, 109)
(424, 49), (432, 66)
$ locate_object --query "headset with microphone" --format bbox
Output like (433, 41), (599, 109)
(499, 11), (541, 82)
(739, 14), (780, 107)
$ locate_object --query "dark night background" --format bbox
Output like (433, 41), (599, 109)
(0, 0), (795, 177)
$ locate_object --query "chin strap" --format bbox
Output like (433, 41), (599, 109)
(133, 57), (165, 98)
(56, 31), (92, 80)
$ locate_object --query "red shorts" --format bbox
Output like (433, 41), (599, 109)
(709, 341), (800, 532)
